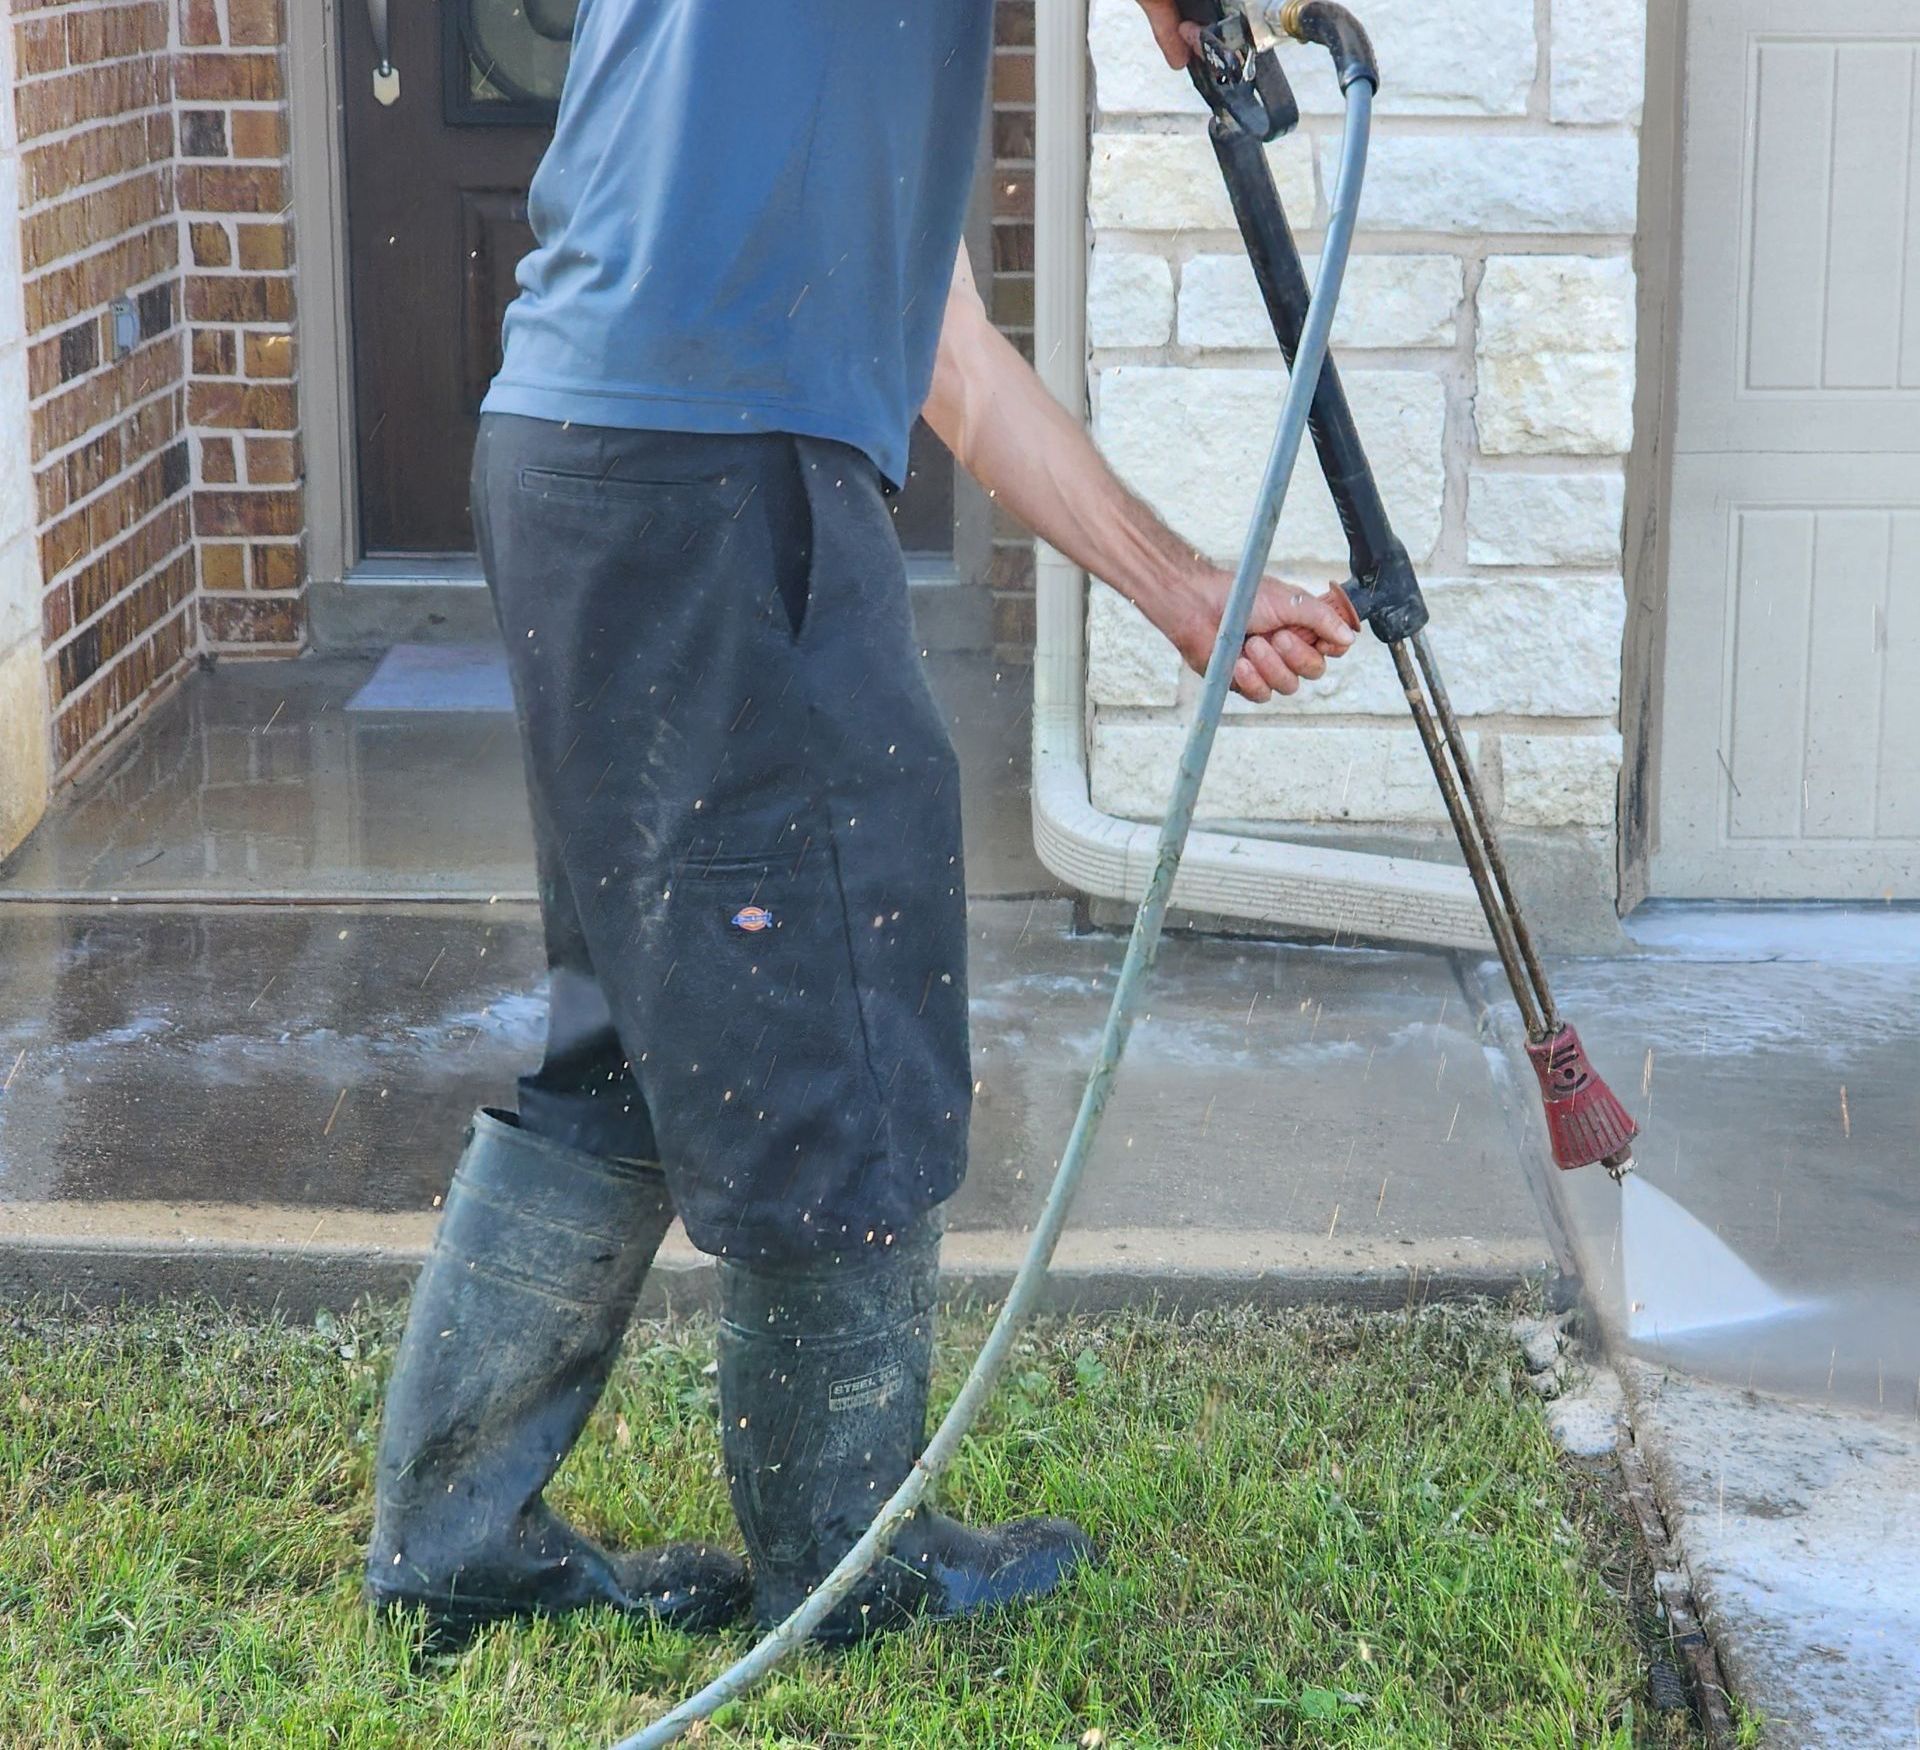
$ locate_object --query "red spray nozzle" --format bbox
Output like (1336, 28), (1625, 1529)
(1525, 1023), (1637, 1180)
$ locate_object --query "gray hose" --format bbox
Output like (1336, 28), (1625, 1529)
(614, 76), (1376, 1750)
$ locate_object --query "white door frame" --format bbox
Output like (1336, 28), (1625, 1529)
(287, 0), (358, 592)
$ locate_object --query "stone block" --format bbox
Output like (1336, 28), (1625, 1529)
(1088, 0), (1208, 117)
(1090, 131), (1316, 234)
(0, 533), (35, 656)
(0, 354), (34, 550)
(1552, 0), (1646, 124)
(0, 158), (22, 349)
(1092, 720), (1479, 824)
(1466, 469), (1625, 566)
(1179, 252), (1463, 351)
(1225, 575), (1625, 718)
(1501, 732), (1622, 825)
(1087, 580), (1183, 707)
(1095, 365), (1446, 566)
(1340, 135), (1639, 234)
(1087, 249), (1175, 349)
(1477, 352), (1634, 455)
(0, 636), (49, 861)
(1478, 254), (1636, 355)
(1476, 259), (1635, 454)
(1092, 0), (1536, 118)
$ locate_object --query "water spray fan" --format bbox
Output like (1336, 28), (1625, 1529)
(1182, 0), (1637, 1181)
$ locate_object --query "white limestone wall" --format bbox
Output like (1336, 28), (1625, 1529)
(0, 18), (48, 860)
(1084, 0), (1643, 843)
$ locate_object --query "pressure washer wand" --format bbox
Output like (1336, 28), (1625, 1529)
(1184, 0), (1637, 1179)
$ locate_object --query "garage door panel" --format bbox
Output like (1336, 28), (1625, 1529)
(1879, 514), (1920, 838)
(1801, 510), (1891, 838)
(1660, 5), (1920, 897)
(1655, 456), (1920, 896)
(1725, 510), (1814, 841)
(1743, 41), (1834, 394)
(1822, 47), (1914, 391)
(1679, 4), (1920, 452)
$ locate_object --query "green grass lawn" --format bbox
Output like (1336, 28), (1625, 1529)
(0, 1299), (1694, 1749)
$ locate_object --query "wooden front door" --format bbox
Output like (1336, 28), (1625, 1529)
(339, 1), (977, 566)
(342, 1), (564, 555)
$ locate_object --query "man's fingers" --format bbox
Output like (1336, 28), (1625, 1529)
(1242, 638), (1300, 697)
(1269, 628), (1326, 681)
(1254, 579), (1356, 651)
(1293, 585), (1358, 651)
(1138, 0), (1192, 67)
(1231, 655), (1273, 702)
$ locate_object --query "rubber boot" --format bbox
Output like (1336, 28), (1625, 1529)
(716, 1214), (1094, 1643)
(365, 1109), (748, 1640)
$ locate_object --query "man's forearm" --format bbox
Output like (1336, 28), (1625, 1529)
(922, 269), (1201, 644)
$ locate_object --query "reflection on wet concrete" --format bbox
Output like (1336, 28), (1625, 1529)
(0, 650), (1052, 900)
(0, 898), (1539, 1257)
(1518, 904), (1920, 1415)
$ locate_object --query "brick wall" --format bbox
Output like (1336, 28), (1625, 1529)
(1081, 0), (1643, 860)
(0, 13), (50, 855)
(176, 0), (301, 650)
(989, 0), (1035, 655)
(14, 0), (194, 775)
(9, 0), (301, 780)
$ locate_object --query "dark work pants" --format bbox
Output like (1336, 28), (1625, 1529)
(472, 415), (972, 1267)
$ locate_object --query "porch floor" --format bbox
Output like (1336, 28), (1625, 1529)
(0, 644), (1545, 1298)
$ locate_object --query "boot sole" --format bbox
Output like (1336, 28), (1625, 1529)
(365, 1582), (747, 1644)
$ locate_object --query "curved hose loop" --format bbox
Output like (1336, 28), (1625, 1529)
(611, 74), (1377, 1750)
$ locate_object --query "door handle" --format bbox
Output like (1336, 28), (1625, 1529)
(366, 0), (399, 105)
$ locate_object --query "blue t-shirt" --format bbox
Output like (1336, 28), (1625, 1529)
(483, 1), (994, 487)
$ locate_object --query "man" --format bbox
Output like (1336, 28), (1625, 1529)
(365, 0), (1353, 1646)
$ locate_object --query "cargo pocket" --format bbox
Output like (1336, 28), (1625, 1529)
(638, 850), (892, 1242)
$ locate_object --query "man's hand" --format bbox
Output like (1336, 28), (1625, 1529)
(1138, 1), (1196, 68)
(923, 243), (1355, 705)
(1160, 566), (1356, 703)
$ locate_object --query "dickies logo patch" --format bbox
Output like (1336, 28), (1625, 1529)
(731, 904), (775, 933)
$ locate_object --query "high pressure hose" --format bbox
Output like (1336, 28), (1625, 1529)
(606, 55), (1378, 1750)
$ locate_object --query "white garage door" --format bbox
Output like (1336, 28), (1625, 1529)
(1653, 1), (1920, 897)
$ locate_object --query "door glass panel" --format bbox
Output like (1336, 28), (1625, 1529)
(445, 0), (577, 125)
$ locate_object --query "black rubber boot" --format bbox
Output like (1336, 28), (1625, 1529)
(365, 1109), (749, 1641)
(716, 1215), (1094, 1643)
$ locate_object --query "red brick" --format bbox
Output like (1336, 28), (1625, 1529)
(201, 593), (304, 647)
(186, 379), (295, 431)
(201, 541), (246, 590)
(191, 327), (237, 375)
(193, 486), (301, 537)
(184, 273), (293, 323)
(200, 435), (236, 483)
(228, 108), (284, 161)
(235, 221), (289, 271)
(180, 0), (223, 47)
(227, 0), (283, 48)
(174, 51), (281, 103)
(189, 221), (231, 267)
(249, 540), (303, 591)
(244, 435), (298, 483)
(242, 330), (292, 379)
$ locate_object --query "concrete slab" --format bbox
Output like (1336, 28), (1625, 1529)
(1623, 1362), (1920, 1750)
(0, 649), (1054, 901)
(0, 897), (1546, 1290)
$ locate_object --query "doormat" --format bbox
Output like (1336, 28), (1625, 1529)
(346, 643), (515, 714)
